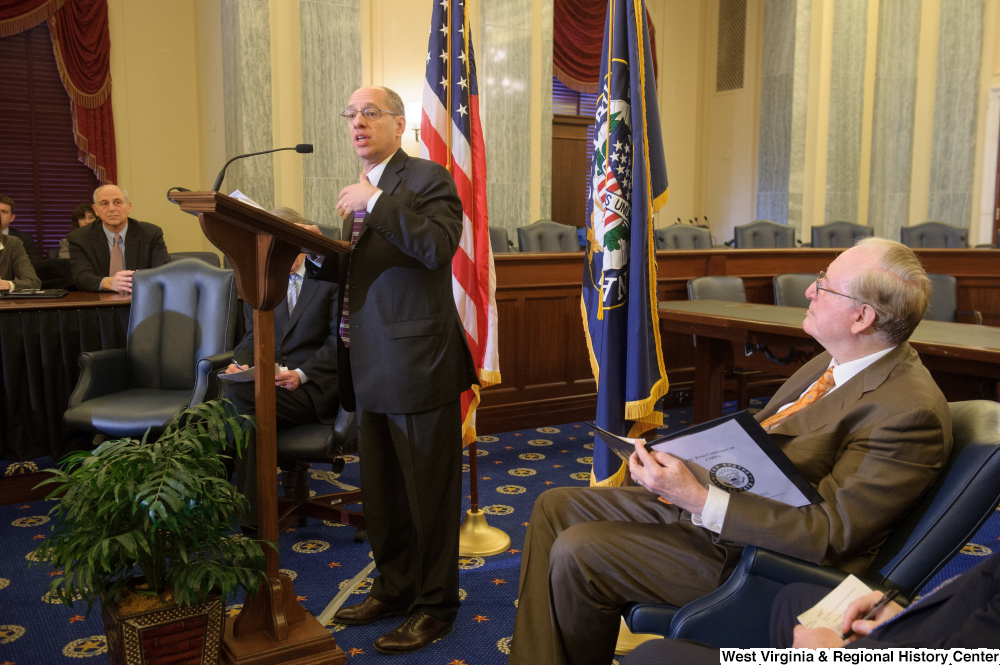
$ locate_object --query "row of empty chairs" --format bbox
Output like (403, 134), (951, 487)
(494, 219), (984, 253)
(688, 273), (981, 324)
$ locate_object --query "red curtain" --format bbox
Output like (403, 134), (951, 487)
(553, 0), (658, 95)
(0, 0), (115, 184)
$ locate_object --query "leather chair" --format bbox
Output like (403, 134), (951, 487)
(687, 276), (746, 303)
(925, 273), (982, 325)
(64, 260), (238, 439)
(48, 247), (61, 260)
(489, 225), (515, 253)
(687, 276), (749, 410)
(276, 407), (366, 540)
(811, 222), (873, 248)
(623, 400), (1000, 646)
(517, 220), (580, 252)
(772, 273), (816, 308)
(900, 222), (968, 249)
(732, 220), (795, 249)
(169, 251), (221, 267)
(655, 224), (712, 250)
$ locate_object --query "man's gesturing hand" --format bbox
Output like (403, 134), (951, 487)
(628, 441), (709, 515)
(336, 172), (379, 219)
(841, 591), (903, 640)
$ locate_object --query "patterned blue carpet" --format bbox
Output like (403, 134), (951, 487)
(1, 400), (998, 664)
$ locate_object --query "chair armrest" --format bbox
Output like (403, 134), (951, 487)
(957, 310), (983, 325)
(192, 352), (236, 406)
(329, 407), (358, 456)
(69, 348), (130, 408)
(668, 546), (851, 648)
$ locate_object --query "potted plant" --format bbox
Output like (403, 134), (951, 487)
(31, 400), (270, 665)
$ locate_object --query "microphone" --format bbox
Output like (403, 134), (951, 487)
(212, 144), (314, 192)
(166, 187), (190, 204)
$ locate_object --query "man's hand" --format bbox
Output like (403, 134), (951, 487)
(275, 370), (301, 391)
(629, 442), (709, 514)
(336, 172), (379, 219)
(0, 279), (12, 290)
(225, 363), (249, 374)
(841, 591), (903, 640)
(792, 625), (846, 648)
(102, 270), (134, 293)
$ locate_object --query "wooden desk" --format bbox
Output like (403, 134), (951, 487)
(0, 292), (131, 463)
(657, 299), (1000, 422)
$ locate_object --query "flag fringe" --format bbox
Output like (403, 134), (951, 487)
(479, 369), (502, 387)
(580, 296), (600, 384)
(624, 375), (669, 425)
(590, 459), (628, 487)
(461, 383), (482, 447)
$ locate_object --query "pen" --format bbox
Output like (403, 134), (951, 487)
(841, 589), (899, 640)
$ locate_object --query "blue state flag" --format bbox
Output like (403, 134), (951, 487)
(583, 0), (669, 486)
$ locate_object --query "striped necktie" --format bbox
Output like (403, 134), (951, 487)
(109, 234), (123, 276)
(287, 273), (301, 316)
(759, 366), (836, 430)
(338, 210), (366, 347)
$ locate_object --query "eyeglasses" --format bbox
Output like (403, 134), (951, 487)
(814, 270), (866, 304)
(340, 108), (401, 121)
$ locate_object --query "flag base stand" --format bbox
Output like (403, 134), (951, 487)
(458, 509), (511, 556)
(614, 618), (663, 656)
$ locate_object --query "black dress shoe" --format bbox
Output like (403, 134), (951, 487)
(333, 596), (408, 626)
(374, 612), (455, 655)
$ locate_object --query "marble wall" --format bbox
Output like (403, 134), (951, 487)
(786, 0), (811, 228)
(481, 0), (533, 237)
(824, 0), (868, 224)
(755, 0), (797, 227)
(867, 0), (921, 240)
(926, 0), (983, 229)
(299, 0), (362, 228)
(221, 0), (275, 209)
(540, 0), (552, 221)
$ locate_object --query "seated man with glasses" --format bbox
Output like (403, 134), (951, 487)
(508, 237), (953, 665)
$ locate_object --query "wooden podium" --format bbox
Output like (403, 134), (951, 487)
(174, 192), (350, 665)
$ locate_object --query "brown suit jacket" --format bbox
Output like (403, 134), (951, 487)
(721, 342), (951, 575)
(0, 236), (41, 290)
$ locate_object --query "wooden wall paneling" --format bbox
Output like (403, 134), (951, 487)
(551, 114), (593, 227)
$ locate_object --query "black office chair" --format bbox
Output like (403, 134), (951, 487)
(489, 225), (515, 253)
(900, 222), (968, 249)
(687, 276), (747, 303)
(925, 274), (982, 325)
(276, 407), (365, 540)
(169, 251), (221, 267)
(623, 400), (1000, 646)
(517, 220), (580, 252)
(731, 220), (795, 249)
(64, 260), (238, 440)
(654, 224), (712, 250)
(48, 247), (61, 260)
(772, 273), (816, 308)
(811, 222), (873, 248)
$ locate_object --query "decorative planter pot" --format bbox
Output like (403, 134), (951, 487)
(102, 590), (225, 665)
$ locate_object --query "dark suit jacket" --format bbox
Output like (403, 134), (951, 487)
(314, 149), (478, 414)
(233, 274), (340, 424)
(721, 343), (952, 576)
(6, 228), (39, 265)
(67, 217), (170, 291)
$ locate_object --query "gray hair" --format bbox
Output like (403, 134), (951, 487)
(848, 237), (931, 345)
(93, 185), (130, 204)
(376, 86), (406, 118)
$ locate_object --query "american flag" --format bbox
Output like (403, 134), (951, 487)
(420, 0), (500, 443)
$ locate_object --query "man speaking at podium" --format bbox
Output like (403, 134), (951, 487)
(308, 85), (478, 655)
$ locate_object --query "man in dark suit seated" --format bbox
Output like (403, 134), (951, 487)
(624, 550), (1000, 663)
(0, 234), (41, 291)
(509, 238), (953, 665)
(0, 195), (40, 266)
(224, 222), (339, 529)
(67, 185), (170, 293)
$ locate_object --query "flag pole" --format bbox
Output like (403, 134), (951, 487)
(458, 438), (510, 556)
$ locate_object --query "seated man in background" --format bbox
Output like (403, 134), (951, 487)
(509, 238), (953, 665)
(624, 549), (1000, 663)
(224, 207), (339, 530)
(0, 231), (41, 291)
(0, 195), (40, 266)
(58, 203), (97, 259)
(67, 185), (170, 293)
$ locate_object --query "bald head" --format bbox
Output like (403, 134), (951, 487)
(93, 184), (132, 233)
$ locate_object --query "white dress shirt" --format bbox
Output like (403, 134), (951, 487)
(691, 345), (897, 533)
(289, 262), (310, 386)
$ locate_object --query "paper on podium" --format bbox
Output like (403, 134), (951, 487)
(228, 189), (265, 210)
(796, 574), (872, 632)
(591, 412), (823, 508)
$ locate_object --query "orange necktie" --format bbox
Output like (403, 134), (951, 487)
(759, 366), (836, 430)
